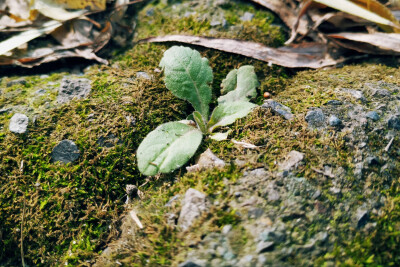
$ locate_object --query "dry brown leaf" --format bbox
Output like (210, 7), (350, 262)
(328, 32), (400, 54)
(49, 0), (106, 11)
(142, 35), (342, 68)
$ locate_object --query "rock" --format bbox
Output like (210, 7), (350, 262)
(222, 225), (232, 235)
(342, 88), (366, 102)
(366, 111), (380, 121)
(125, 184), (138, 204)
(267, 189), (280, 202)
(328, 115), (342, 127)
(305, 108), (326, 128)
(262, 100), (294, 120)
(223, 251), (235, 260)
(326, 100), (342, 105)
(186, 149), (225, 172)
(136, 72), (151, 80)
(57, 78), (91, 104)
(9, 113), (28, 134)
(387, 115), (400, 130)
(97, 134), (122, 148)
(366, 156), (379, 166)
(248, 208), (264, 219)
(51, 140), (80, 163)
(259, 229), (285, 243)
(178, 260), (203, 267)
(178, 188), (208, 231)
(240, 12), (254, 21)
(355, 207), (369, 228)
(145, 7), (155, 16)
(354, 162), (364, 179)
(278, 150), (304, 171)
(256, 241), (274, 253)
(312, 190), (321, 199)
(7, 79), (26, 87)
(0, 107), (12, 114)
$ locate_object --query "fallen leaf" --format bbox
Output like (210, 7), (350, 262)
(49, 0), (106, 11)
(312, 0), (400, 32)
(32, 0), (87, 21)
(328, 32), (400, 54)
(142, 35), (341, 68)
(0, 20), (62, 56)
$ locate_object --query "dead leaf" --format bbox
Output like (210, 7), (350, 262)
(142, 35), (341, 68)
(48, 0), (106, 11)
(328, 32), (400, 54)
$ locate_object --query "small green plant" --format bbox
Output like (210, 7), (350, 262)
(137, 46), (259, 176)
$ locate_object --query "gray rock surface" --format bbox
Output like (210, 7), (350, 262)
(278, 150), (304, 171)
(51, 140), (80, 163)
(305, 108), (326, 128)
(186, 149), (225, 172)
(240, 12), (254, 21)
(57, 78), (91, 104)
(262, 99), (294, 120)
(178, 188), (208, 231)
(9, 113), (28, 134)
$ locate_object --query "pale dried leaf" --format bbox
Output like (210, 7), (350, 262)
(143, 35), (340, 68)
(328, 32), (400, 54)
(232, 139), (258, 149)
(0, 20), (62, 56)
(32, 0), (87, 21)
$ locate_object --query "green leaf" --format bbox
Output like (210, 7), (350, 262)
(208, 101), (256, 133)
(160, 46), (213, 118)
(137, 121), (203, 176)
(193, 111), (207, 134)
(218, 65), (259, 104)
(210, 130), (231, 141)
(220, 69), (237, 94)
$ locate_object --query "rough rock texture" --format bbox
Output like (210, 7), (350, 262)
(51, 140), (80, 163)
(178, 188), (208, 231)
(57, 78), (91, 104)
(9, 113), (28, 134)
(187, 148), (226, 172)
(261, 100), (293, 120)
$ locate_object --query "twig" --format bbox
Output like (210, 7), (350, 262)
(384, 137), (394, 152)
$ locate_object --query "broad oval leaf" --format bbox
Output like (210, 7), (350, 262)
(220, 69), (237, 94)
(208, 101), (256, 133)
(159, 46), (213, 119)
(218, 65), (259, 104)
(137, 121), (203, 176)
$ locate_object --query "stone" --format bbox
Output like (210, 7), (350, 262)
(136, 72), (151, 80)
(278, 150), (304, 171)
(262, 100), (294, 120)
(366, 156), (379, 166)
(7, 79), (26, 87)
(366, 111), (380, 121)
(387, 115), (400, 130)
(256, 241), (274, 253)
(178, 260), (203, 267)
(240, 12), (254, 21)
(178, 188), (208, 231)
(97, 134), (122, 148)
(222, 225), (232, 235)
(57, 78), (91, 104)
(326, 100), (342, 105)
(267, 189), (280, 202)
(0, 107), (12, 114)
(9, 113), (28, 134)
(342, 88), (366, 102)
(186, 149), (225, 172)
(305, 108), (326, 128)
(355, 207), (369, 228)
(51, 140), (80, 163)
(223, 251), (235, 260)
(328, 115), (342, 127)
(145, 7), (155, 16)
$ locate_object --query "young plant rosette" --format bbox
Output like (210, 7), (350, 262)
(137, 46), (259, 176)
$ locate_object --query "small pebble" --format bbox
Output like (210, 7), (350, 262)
(328, 115), (342, 127)
(366, 111), (380, 121)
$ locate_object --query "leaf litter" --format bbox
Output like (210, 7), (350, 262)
(141, 0), (400, 68)
(0, 0), (145, 67)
